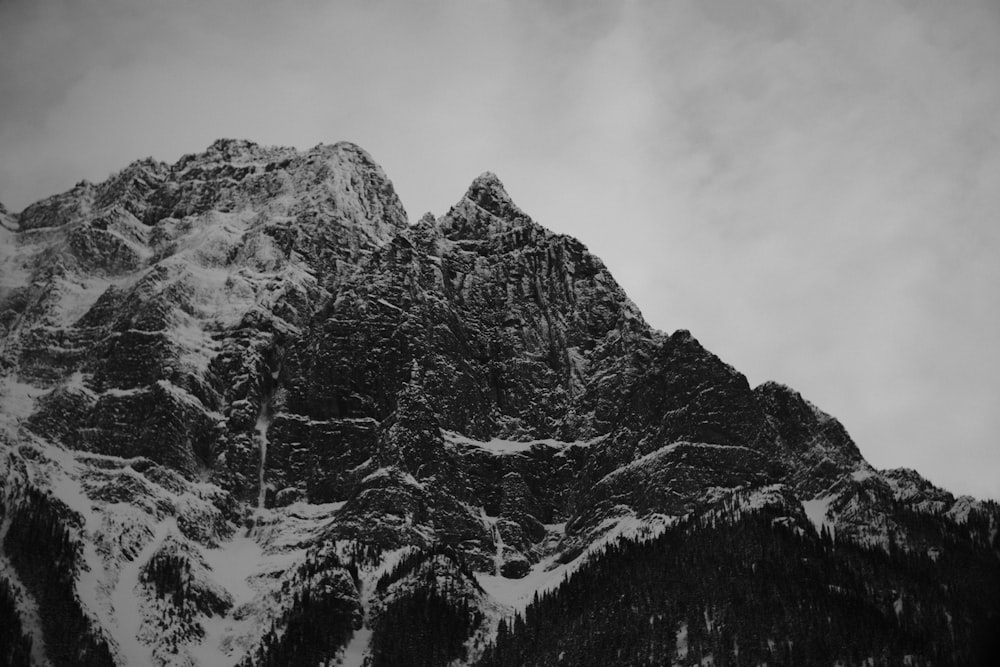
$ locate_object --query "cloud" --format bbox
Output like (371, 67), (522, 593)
(0, 0), (997, 499)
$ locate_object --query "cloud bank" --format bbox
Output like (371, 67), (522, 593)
(2, 0), (998, 499)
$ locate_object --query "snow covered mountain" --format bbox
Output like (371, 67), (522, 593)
(1, 139), (997, 666)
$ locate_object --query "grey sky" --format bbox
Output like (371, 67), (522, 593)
(2, 0), (998, 500)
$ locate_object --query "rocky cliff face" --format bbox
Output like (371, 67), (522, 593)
(1, 140), (997, 667)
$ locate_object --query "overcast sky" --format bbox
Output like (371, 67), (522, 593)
(2, 0), (998, 500)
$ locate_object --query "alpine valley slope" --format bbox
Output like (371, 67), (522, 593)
(0, 139), (997, 667)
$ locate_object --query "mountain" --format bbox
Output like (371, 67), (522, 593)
(1, 139), (997, 667)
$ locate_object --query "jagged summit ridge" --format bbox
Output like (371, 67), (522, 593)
(463, 171), (517, 216)
(13, 138), (407, 238)
(436, 170), (536, 243)
(0, 139), (997, 667)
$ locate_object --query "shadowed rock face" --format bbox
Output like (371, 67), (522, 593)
(1, 139), (996, 667)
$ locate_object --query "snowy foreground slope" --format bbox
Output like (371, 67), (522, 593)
(1, 139), (998, 666)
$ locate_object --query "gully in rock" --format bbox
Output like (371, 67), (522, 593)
(255, 351), (282, 510)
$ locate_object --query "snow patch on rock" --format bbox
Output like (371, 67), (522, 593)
(802, 495), (835, 537)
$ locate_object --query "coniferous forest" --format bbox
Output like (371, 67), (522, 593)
(371, 585), (483, 667)
(0, 488), (33, 667)
(237, 548), (360, 667)
(476, 506), (1000, 667)
(1, 565), (33, 667)
(370, 546), (485, 667)
(2, 487), (115, 667)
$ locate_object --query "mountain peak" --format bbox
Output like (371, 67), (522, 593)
(306, 140), (367, 160)
(463, 171), (519, 219)
(207, 137), (260, 155)
(469, 170), (507, 193)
